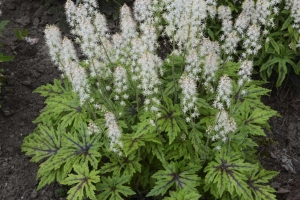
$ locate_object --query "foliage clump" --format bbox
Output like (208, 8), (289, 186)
(21, 0), (300, 199)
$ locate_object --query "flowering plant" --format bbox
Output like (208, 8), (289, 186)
(21, 0), (298, 199)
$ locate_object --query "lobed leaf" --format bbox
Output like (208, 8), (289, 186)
(147, 161), (201, 197)
(62, 164), (100, 200)
(97, 175), (135, 200)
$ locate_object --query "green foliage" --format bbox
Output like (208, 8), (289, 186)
(23, 122), (102, 190)
(204, 150), (255, 199)
(96, 175), (135, 200)
(204, 150), (278, 200)
(0, 20), (9, 35)
(33, 79), (90, 131)
(147, 161), (201, 197)
(157, 96), (187, 144)
(245, 168), (278, 200)
(14, 29), (29, 40)
(62, 164), (100, 200)
(163, 188), (201, 200)
(262, 8), (299, 87)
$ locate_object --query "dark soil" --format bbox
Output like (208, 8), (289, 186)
(0, 0), (299, 200)
(0, 0), (62, 199)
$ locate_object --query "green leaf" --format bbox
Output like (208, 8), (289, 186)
(276, 60), (287, 87)
(265, 41), (269, 52)
(14, 29), (29, 40)
(165, 137), (194, 160)
(97, 175), (135, 200)
(29, 123), (102, 189)
(243, 168), (278, 200)
(269, 37), (280, 55)
(0, 53), (14, 62)
(281, 16), (293, 31)
(22, 125), (62, 163)
(260, 57), (281, 73)
(36, 165), (65, 190)
(33, 79), (89, 131)
(122, 132), (161, 156)
(163, 188), (201, 200)
(54, 123), (102, 176)
(244, 85), (270, 99)
(62, 164), (100, 200)
(204, 150), (255, 199)
(100, 153), (141, 177)
(248, 108), (277, 126)
(149, 143), (167, 164)
(158, 96), (187, 144)
(0, 20), (9, 34)
(207, 29), (215, 40)
(147, 161), (201, 197)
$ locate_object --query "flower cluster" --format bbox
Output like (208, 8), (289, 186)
(290, 0), (300, 33)
(200, 38), (220, 92)
(105, 112), (123, 155)
(218, 6), (232, 36)
(179, 74), (199, 122)
(243, 24), (262, 57)
(211, 110), (237, 147)
(65, 0), (112, 78)
(113, 66), (129, 106)
(238, 60), (253, 86)
(213, 75), (232, 110)
(162, 0), (207, 51)
(44, 25), (90, 105)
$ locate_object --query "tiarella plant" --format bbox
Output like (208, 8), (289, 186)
(23, 0), (300, 199)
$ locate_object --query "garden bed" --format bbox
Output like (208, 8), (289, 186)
(0, 0), (299, 199)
